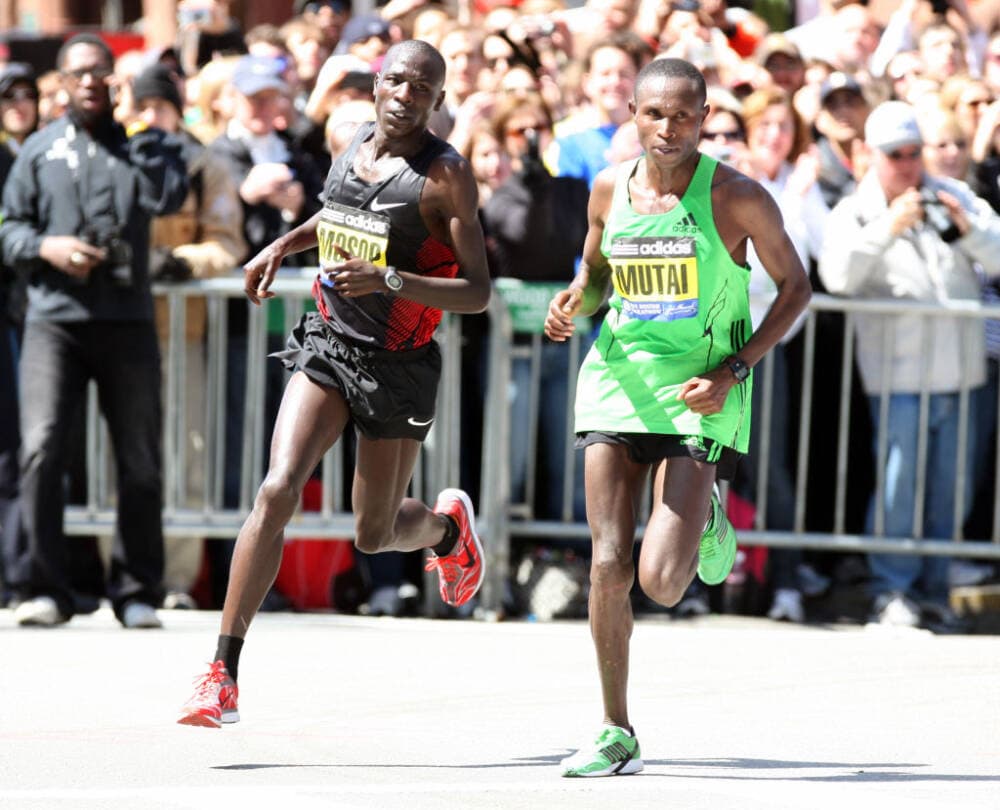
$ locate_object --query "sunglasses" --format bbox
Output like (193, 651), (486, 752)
(928, 139), (968, 150)
(1, 87), (38, 102)
(704, 129), (742, 141)
(61, 67), (113, 82)
(886, 147), (922, 162)
(485, 56), (513, 71)
(506, 124), (550, 136)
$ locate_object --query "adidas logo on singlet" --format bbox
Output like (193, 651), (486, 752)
(673, 213), (700, 235)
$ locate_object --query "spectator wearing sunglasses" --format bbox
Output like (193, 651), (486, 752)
(0, 61), (39, 609)
(819, 100), (1000, 632)
(0, 63), (39, 156)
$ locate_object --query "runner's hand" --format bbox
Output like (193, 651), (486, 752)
(544, 288), (582, 342)
(677, 366), (734, 415)
(243, 243), (285, 305)
(325, 244), (390, 297)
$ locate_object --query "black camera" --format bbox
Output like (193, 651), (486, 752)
(82, 225), (134, 287)
(149, 246), (193, 282)
(920, 187), (961, 244)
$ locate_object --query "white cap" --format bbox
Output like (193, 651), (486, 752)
(865, 101), (922, 153)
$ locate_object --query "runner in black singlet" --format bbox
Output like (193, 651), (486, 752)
(178, 40), (491, 730)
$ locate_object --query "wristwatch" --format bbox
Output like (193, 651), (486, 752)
(724, 355), (750, 383)
(383, 266), (403, 292)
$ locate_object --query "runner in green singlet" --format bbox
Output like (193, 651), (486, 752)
(544, 57), (812, 778)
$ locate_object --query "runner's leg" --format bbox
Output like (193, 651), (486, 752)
(351, 435), (449, 553)
(583, 442), (650, 729)
(220, 372), (350, 637)
(637, 456), (716, 607)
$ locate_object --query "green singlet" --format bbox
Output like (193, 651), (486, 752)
(575, 153), (752, 455)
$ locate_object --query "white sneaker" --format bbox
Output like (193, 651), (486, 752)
(674, 592), (710, 617)
(122, 601), (163, 629)
(767, 588), (805, 623)
(14, 596), (66, 627)
(948, 560), (995, 588)
(163, 591), (198, 610)
(361, 585), (402, 617)
(871, 593), (920, 628)
(796, 563), (831, 597)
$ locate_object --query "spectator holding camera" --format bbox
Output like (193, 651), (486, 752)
(819, 100), (1000, 631)
(0, 34), (189, 628)
(176, 0), (246, 78)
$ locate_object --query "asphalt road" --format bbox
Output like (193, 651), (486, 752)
(1, 608), (998, 810)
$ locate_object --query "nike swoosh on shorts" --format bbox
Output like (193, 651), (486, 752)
(408, 417), (434, 427)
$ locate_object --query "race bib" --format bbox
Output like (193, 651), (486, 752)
(317, 201), (390, 270)
(609, 236), (699, 321)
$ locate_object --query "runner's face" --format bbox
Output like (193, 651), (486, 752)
(631, 77), (707, 169)
(374, 52), (445, 139)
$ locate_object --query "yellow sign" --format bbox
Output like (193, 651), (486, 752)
(609, 236), (699, 321)
(317, 202), (390, 268)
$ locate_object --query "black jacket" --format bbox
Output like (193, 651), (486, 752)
(482, 163), (589, 283)
(0, 112), (189, 323)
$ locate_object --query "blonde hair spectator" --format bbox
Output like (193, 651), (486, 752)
(186, 55), (240, 144)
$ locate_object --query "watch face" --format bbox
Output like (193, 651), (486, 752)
(385, 270), (402, 291)
(728, 358), (749, 381)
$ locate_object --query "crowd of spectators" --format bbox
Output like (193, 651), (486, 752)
(2, 0), (1000, 629)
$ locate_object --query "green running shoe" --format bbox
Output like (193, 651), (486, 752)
(561, 725), (643, 777)
(697, 486), (737, 586)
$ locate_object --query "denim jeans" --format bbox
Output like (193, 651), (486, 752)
(743, 346), (800, 590)
(0, 320), (21, 592)
(508, 336), (589, 522)
(9, 320), (164, 618)
(866, 391), (976, 605)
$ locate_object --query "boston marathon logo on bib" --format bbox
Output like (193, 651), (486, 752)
(317, 201), (391, 269)
(609, 236), (699, 321)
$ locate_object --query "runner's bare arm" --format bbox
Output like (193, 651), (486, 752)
(680, 174), (810, 416)
(721, 178), (812, 367)
(544, 168), (615, 342)
(242, 210), (324, 305)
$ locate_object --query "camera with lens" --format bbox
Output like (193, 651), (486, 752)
(920, 187), (961, 244)
(82, 224), (134, 287)
(522, 15), (556, 38)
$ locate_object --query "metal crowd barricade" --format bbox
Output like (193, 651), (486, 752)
(64, 270), (514, 613)
(64, 277), (1000, 618)
(481, 292), (1000, 594)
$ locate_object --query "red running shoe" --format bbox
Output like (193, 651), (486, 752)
(425, 488), (485, 607)
(177, 660), (240, 728)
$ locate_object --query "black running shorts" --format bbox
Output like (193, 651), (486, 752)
(575, 431), (742, 480)
(273, 312), (441, 440)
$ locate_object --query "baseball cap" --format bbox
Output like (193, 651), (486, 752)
(0, 62), (37, 97)
(334, 14), (391, 55)
(231, 55), (289, 97)
(294, 0), (352, 13)
(756, 33), (802, 67)
(865, 101), (922, 153)
(819, 71), (864, 106)
(132, 64), (184, 114)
